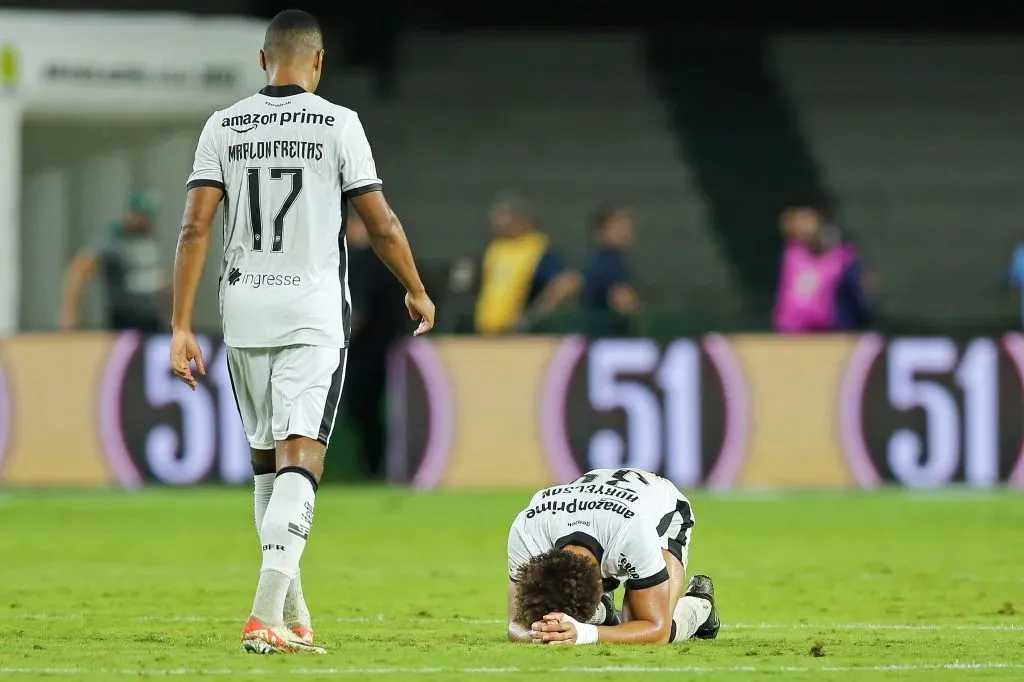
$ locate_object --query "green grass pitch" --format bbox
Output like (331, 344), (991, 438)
(0, 487), (1022, 681)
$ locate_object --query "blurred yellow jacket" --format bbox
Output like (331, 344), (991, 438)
(475, 231), (549, 334)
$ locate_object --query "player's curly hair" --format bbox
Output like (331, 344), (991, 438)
(513, 549), (603, 627)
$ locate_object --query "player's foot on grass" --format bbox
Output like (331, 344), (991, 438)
(242, 617), (326, 654)
(289, 623), (315, 646)
(242, 616), (297, 654)
(286, 627), (326, 654)
(685, 575), (720, 640)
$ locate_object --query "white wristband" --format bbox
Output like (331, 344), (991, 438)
(561, 615), (598, 645)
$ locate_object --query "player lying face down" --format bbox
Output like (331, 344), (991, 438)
(505, 468), (720, 645)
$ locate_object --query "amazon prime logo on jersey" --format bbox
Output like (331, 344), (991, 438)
(222, 109), (336, 133)
(525, 497), (634, 520)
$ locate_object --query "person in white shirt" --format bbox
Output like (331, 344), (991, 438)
(169, 9), (435, 654)
(507, 469), (720, 645)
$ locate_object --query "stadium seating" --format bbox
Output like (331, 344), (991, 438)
(325, 34), (743, 313)
(770, 37), (1024, 324)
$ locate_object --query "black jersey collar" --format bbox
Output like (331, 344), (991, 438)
(259, 84), (307, 97)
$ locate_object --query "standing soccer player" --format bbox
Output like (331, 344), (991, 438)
(169, 10), (435, 654)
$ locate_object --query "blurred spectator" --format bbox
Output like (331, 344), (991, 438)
(342, 209), (406, 479)
(773, 207), (872, 333)
(59, 190), (165, 332)
(1008, 242), (1024, 327)
(474, 194), (581, 334)
(582, 205), (639, 336)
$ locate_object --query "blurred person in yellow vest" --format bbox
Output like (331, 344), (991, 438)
(474, 194), (581, 334)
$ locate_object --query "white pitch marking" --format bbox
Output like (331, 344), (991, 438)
(4, 614), (1023, 631)
(0, 663), (1023, 676)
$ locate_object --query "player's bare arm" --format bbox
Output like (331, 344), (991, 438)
(349, 190), (435, 335)
(506, 581), (534, 643)
(530, 579), (672, 645)
(169, 185), (223, 389)
(58, 251), (99, 329)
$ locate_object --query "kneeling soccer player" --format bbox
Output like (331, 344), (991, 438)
(506, 468), (720, 645)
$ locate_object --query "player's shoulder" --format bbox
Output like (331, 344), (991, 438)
(307, 94), (362, 125)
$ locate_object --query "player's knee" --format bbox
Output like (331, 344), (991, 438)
(277, 435), (327, 481)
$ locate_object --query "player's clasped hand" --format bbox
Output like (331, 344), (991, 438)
(530, 612), (577, 645)
(169, 329), (206, 391)
(405, 291), (436, 336)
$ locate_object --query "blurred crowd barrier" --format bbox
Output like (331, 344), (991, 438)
(1, 333), (1023, 490)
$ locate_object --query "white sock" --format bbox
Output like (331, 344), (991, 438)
(254, 473), (274, 535)
(250, 471), (316, 624)
(284, 571), (311, 628)
(670, 596), (713, 643)
(255, 473), (310, 627)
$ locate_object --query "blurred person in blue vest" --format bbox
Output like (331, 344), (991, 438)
(59, 190), (166, 332)
(474, 194), (581, 334)
(582, 205), (639, 337)
(1007, 243), (1024, 326)
(773, 206), (873, 333)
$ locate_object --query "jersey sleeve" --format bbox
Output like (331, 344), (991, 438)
(618, 524), (669, 590)
(338, 114), (383, 198)
(507, 521), (534, 582)
(186, 113), (225, 191)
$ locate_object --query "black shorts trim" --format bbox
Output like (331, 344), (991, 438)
(317, 349), (348, 445)
(186, 178), (225, 191)
(625, 567), (670, 591)
(342, 182), (382, 199)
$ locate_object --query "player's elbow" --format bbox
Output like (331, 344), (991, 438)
(179, 220), (210, 244)
(366, 217), (400, 245)
(652, 625), (672, 645)
(643, 619), (673, 645)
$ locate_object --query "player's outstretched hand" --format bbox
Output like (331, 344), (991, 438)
(405, 291), (436, 336)
(530, 612), (577, 645)
(169, 329), (206, 391)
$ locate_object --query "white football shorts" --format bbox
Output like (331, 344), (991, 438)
(226, 345), (347, 450)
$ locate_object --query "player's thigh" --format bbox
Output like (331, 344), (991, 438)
(269, 345), (347, 445)
(226, 347), (274, 450)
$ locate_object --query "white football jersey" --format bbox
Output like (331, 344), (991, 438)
(186, 84), (382, 348)
(507, 468), (696, 591)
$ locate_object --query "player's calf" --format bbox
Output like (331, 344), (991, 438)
(670, 574), (719, 642)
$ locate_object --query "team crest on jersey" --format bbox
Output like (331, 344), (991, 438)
(222, 110), (337, 134)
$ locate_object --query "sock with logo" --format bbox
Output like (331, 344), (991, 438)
(669, 596), (713, 643)
(250, 468), (317, 625)
(255, 471), (311, 627)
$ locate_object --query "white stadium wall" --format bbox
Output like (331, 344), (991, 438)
(0, 10), (267, 334)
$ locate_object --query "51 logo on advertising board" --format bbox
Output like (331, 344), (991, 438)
(101, 334), (251, 485)
(542, 337), (749, 488)
(841, 335), (1024, 488)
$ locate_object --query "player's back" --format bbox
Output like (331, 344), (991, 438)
(187, 85), (382, 349)
(508, 468), (684, 586)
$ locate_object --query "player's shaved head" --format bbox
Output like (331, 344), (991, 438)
(513, 549), (603, 627)
(263, 9), (323, 62)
